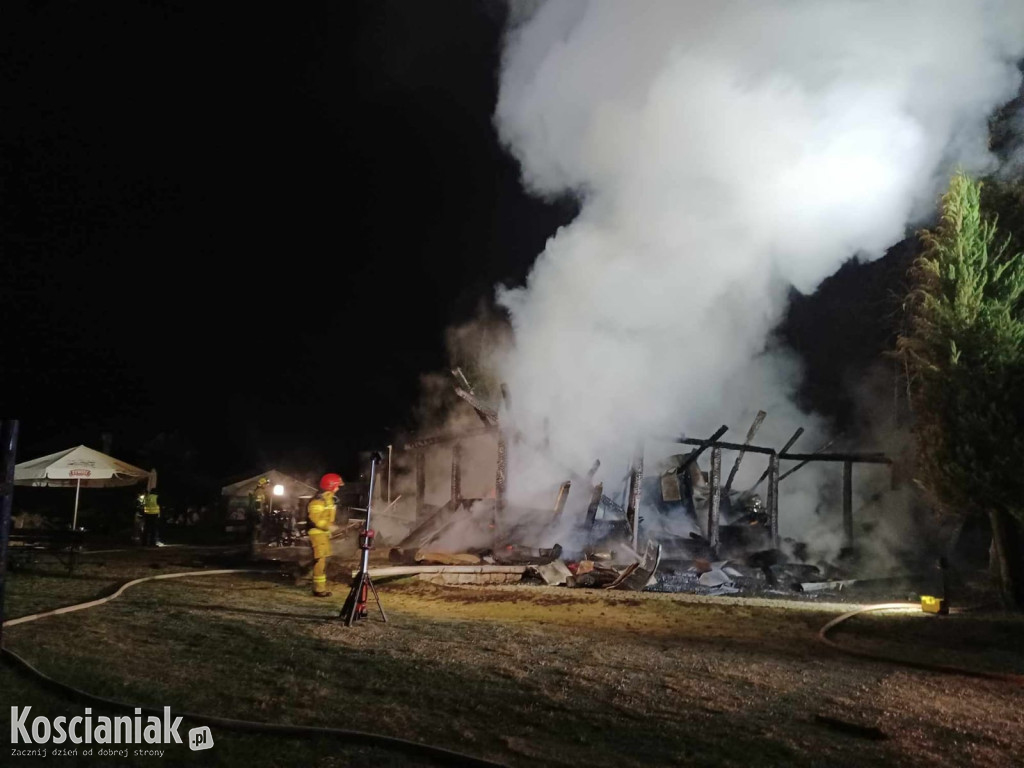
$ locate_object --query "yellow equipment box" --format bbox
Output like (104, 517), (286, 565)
(921, 595), (948, 615)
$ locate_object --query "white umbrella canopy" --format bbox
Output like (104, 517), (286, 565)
(14, 445), (155, 529)
(220, 469), (316, 499)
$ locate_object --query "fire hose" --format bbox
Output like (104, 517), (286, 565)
(817, 602), (1024, 685)
(1, 569), (508, 768)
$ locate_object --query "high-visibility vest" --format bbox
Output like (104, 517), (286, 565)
(143, 493), (160, 515)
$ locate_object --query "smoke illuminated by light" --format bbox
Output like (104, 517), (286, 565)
(491, 0), (1024, 548)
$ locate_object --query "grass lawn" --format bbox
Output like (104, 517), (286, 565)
(2, 548), (1022, 767)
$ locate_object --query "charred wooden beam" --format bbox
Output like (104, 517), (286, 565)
(676, 425), (729, 473)
(600, 493), (627, 519)
(513, 437), (621, 517)
(679, 442), (888, 466)
(748, 427), (804, 492)
(767, 452), (780, 549)
(723, 410), (767, 495)
(780, 451), (890, 464)
(501, 429), (624, 519)
(777, 437), (838, 482)
(677, 436), (888, 466)
(454, 387), (499, 426)
(678, 436), (775, 456)
(585, 482), (603, 527)
(779, 427), (805, 454)
(708, 446), (722, 557)
(495, 432), (508, 547)
(451, 442), (463, 506)
(553, 481), (571, 517)
(626, 447), (644, 550)
(451, 367), (474, 393)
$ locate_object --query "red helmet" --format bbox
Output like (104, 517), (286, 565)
(320, 473), (343, 492)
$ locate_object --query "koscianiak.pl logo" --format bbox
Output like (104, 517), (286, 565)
(8, 706), (214, 758)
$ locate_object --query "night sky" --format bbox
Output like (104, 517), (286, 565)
(2, 1), (901, 495)
(2, 2), (579, 484)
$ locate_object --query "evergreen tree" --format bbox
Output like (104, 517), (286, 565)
(898, 171), (1024, 607)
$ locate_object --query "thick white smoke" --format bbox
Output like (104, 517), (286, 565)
(493, 0), (1024, 525)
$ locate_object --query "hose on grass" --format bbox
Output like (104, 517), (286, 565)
(1, 569), (508, 768)
(817, 602), (1024, 685)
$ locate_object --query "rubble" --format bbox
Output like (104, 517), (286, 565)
(615, 540), (662, 590)
(798, 578), (859, 592)
(567, 564), (620, 588)
(565, 540), (662, 591)
(529, 559), (574, 586)
(394, 386), (896, 600)
(698, 568), (733, 588)
(492, 543), (563, 565)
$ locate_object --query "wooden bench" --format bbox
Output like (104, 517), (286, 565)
(7, 528), (85, 575)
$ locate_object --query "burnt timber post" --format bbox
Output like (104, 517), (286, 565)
(626, 446), (644, 550)
(842, 460), (853, 549)
(495, 432), (507, 548)
(494, 383), (512, 548)
(450, 442), (462, 506)
(708, 446), (722, 557)
(676, 434), (891, 553)
(414, 451), (426, 522)
(749, 427), (803, 492)
(677, 425), (729, 474)
(767, 452), (780, 549)
(585, 482), (603, 528)
(553, 481), (571, 517)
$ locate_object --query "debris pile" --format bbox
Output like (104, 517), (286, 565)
(380, 376), (894, 597)
(652, 551), (837, 596)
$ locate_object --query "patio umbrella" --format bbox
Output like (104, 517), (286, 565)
(14, 445), (154, 529)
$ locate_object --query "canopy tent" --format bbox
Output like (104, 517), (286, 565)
(220, 469), (317, 500)
(15, 445), (154, 529)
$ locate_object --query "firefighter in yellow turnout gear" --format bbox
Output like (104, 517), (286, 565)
(307, 473), (343, 597)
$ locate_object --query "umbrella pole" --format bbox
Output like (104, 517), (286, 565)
(72, 478), (81, 530)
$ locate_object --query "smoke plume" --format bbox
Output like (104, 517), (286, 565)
(491, 0), (1024, 533)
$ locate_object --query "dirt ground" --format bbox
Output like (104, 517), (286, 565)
(2, 549), (1023, 767)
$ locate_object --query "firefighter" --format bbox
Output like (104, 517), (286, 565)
(142, 487), (162, 547)
(307, 473), (343, 597)
(248, 476), (270, 553)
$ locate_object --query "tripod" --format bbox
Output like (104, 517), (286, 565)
(339, 452), (387, 626)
